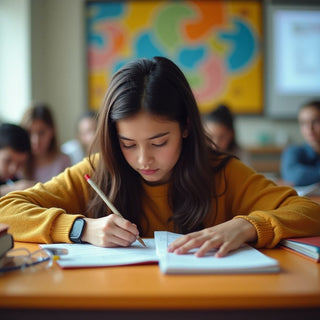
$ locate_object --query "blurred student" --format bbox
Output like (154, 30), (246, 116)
(0, 123), (36, 196)
(203, 104), (251, 166)
(20, 103), (71, 183)
(61, 111), (98, 165)
(281, 100), (320, 186)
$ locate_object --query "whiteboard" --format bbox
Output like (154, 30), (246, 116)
(265, 4), (320, 118)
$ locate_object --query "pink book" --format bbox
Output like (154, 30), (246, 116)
(280, 236), (320, 262)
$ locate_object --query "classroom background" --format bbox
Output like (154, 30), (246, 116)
(0, 0), (319, 177)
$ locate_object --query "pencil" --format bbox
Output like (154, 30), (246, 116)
(84, 174), (147, 248)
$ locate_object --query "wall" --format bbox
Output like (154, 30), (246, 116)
(0, 0), (86, 145)
(0, 0), (31, 122)
(0, 0), (304, 146)
(236, 116), (302, 147)
(30, 0), (87, 144)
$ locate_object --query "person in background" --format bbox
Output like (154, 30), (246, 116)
(281, 99), (320, 186)
(20, 103), (71, 183)
(61, 110), (98, 165)
(78, 111), (98, 155)
(0, 123), (36, 197)
(0, 57), (319, 258)
(203, 104), (251, 166)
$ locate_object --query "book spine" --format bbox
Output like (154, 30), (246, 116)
(0, 233), (14, 258)
(279, 245), (320, 263)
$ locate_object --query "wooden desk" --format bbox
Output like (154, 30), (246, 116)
(1, 242), (320, 320)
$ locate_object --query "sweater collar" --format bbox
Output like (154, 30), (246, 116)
(141, 180), (169, 198)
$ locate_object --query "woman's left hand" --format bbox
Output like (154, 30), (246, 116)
(167, 218), (257, 258)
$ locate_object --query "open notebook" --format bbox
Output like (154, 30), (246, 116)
(41, 231), (280, 274)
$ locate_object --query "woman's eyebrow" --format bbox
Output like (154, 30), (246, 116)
(118, 132), (169, 141)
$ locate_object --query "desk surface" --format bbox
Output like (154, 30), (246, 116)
(1, 242), (320, 312)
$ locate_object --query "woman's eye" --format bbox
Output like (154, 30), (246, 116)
(122, 144), (135, 149)
(153, 141), (167, 147)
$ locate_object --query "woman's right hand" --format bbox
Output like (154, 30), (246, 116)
(81, 215), (140, 247)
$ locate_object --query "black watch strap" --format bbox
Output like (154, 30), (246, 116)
(69, 218), (86, 243)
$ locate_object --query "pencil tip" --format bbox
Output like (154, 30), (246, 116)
(138, 237), (147, 248)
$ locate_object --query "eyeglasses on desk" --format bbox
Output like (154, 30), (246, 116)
(0, 247), (53, 274)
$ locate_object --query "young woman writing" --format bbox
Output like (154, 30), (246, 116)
(0, 57), (319, 258)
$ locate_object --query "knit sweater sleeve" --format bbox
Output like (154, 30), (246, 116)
(221, 159), (320, 248)
(0, 157), (95, 244)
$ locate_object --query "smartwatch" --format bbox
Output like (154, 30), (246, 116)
(69, 218), (86, 243)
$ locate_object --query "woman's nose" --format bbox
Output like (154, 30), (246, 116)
(138, 148), (153, 166)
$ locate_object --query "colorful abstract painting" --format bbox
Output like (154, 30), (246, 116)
(87, 1), (263, 114)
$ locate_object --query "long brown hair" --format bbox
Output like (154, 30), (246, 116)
(87, 57), (232, 234)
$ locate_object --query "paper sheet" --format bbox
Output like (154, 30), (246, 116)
(41, 232), (280, 274)
(154, 231), (280, 274)
(41, 238), (157, 268)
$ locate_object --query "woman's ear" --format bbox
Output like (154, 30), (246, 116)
(182, 118), (190, 138)
(182, 129), (189, 138)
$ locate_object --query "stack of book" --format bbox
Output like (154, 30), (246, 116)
(280, 236), (320, 262)
(0, 223), (14, 259)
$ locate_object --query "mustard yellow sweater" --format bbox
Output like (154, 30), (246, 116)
(0, 156), (319, 248)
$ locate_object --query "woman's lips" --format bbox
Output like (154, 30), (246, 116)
(140, 169), (158, 175)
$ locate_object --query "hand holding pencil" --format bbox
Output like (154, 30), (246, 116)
(84, 174), (147, 248)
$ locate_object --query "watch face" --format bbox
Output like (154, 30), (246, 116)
(70, 219), (85, 243)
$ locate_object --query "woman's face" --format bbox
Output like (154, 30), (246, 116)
(205, 122), (234, 152)
(299, 106), (320, 151)
(116, 111), (187, 185)
(28, 119), (54, 156)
